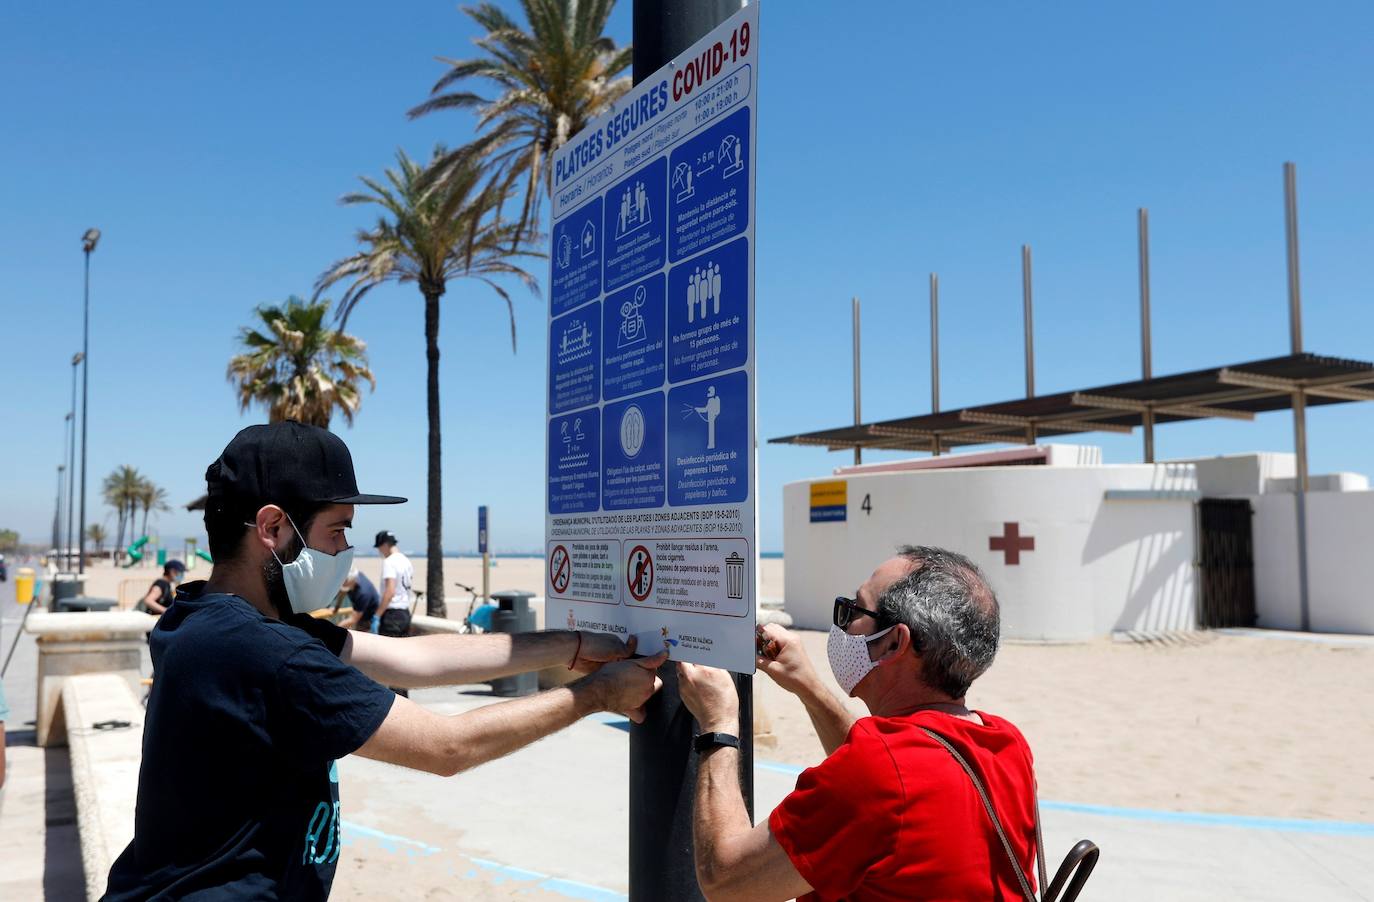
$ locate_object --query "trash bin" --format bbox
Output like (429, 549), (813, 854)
(489, 590), (538, 697)
(15, 567), (36, 604)
(51, 573), (85, 611)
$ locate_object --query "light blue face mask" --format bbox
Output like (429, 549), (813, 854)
(251, 511), (355, 616)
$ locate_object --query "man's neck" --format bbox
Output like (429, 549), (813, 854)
(204, 563), (277, 619)
(865, 679), (970, 720)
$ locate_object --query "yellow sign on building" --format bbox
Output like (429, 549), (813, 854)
(809, 481), (848, 522)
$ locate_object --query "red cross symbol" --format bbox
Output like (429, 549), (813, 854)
(989, 522), (1035, 565)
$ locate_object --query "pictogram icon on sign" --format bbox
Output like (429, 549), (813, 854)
(550, 544), (572, 594)
(626, 544), (654, 602)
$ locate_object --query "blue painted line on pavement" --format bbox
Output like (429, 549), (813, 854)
(1037, 800), (1374, 836)
(470, 857), (627, 902)
(341, 820), (626, 900)
(340, 820), (441, 855)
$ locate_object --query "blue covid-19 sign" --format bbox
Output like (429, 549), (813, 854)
(544, 4), (759, 673)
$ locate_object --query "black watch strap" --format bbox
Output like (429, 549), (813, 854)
(693, 732), (741, 753)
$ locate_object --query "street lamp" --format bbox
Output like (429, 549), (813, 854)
(67, 352), (82, 570)
(78, 228), (100, 575)
(54, 464), (65, 560)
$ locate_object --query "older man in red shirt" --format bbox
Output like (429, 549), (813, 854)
(679, 545), (1039, 901)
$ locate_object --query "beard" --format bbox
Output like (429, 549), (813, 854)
(261, 537), (299, 619)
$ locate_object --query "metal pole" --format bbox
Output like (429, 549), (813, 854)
(78, 249), (91, 574)
(930, 274), (941, 456)
(67, 355), (80, 569)
(1022, 245), (1037, 444)
(1138, 209), (1156, 463)
(1021, 245), (1035, 398)
(1284, 162), (1310, 630)
(852, 296), (862, 466)
(54, 464), (65, 560)
(630, 5), (749, 900)
(1285, 163), (1304, 355)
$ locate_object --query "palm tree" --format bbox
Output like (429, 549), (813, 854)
(86, 523), (108, 558)
(316, 148), (540, 618)
(102, 465), (144, 557)
(227, 296), (375, 428)
(134, 480), (170, 538)
(408, 0), (632, 244)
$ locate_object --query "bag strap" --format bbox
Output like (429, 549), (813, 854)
(918, 725), (1047, 902)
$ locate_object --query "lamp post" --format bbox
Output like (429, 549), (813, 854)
(67, 352), (82, 570)
(78, 228), (100, 574)
(54, 464), (65, 559)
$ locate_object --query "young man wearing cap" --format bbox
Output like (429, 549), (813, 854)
(104, 422), (665, 900)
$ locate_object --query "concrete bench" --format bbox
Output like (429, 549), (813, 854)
(23, 611), (154, 747)
(57, 673), (145, 901)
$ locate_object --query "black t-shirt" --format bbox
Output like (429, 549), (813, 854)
(104, 581), (395, 900)
(152, 578), (174, 606)
(347, 572), (380, 626)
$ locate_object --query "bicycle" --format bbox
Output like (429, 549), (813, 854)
(454, 581), (497, 634)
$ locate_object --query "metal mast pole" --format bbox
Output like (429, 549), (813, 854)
(54, 464), (64, 559)
(1138, 209), (1155, 463)
(629, 5), (749, 901)
(1022, 245), (1037, 444)
(930, 274), (941, 456)
(67, 354), (81, 569)
(78, 247), (91, 574)
(852, 296), (862, 466)
(1284, 162), (1310, 631)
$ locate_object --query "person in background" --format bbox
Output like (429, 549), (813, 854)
(375, 531), (414, 637)
(375, 531), (416, 697)
(333, 567), (381, 632)
(139, 559), (186, 616)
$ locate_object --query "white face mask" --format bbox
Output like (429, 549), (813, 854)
(256, 512), (355, 616)
(827, 624), (896, 696)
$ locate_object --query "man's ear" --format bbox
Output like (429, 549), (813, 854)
(880, 622), (912, 663)
(251, 505), (290, 554)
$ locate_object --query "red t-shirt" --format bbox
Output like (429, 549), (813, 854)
(769, 711), (1037, 902)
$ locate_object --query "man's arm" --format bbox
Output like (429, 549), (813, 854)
(679, 663), (813, 902)
(341, 629), (638, 689)
(143, 584), (168, 615)
(355, 653), (666, 776)
(756, 625), (856, 756)
(379, 577), (395, 610)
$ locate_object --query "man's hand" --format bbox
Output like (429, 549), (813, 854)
(571, 632), (638, 674)
(575, 650), (667, 723)
(754, 624), (822, 698)
(677, 662), (740, 734)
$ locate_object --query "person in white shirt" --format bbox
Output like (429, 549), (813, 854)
(374, 530), (416, 696)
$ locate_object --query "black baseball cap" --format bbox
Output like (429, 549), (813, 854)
(374, 530), (398, 548)
(206, 422), (406, 514)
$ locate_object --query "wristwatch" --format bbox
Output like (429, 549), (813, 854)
(693, 732), (741, 753)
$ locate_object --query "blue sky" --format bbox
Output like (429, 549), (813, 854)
(3, 1), (1372, 554)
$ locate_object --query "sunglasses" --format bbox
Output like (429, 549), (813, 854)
(833, 596), (890, 629)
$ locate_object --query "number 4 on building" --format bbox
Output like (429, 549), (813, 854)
(861, 494), (872, 516)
